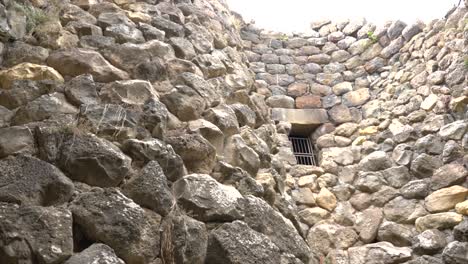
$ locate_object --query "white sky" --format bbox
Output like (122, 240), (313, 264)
(226, 0), (461, 32)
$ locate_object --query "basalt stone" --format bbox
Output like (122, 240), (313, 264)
(64, 244), (125, 264)
(71, 188), (161, 264)
(0, 155), (74, 206)
(0, 203), (73, 264)
(173, 174), (244, 222)
(122, 161), (174, 216)
(442, 241), (468, 264)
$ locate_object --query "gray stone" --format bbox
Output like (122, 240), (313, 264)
(0, 155), (74, 206)
(266, 95), (295, 109)
(384, 196), (427, 224)
(387, 20), (407, 39)
(173, 174), (244, 222)
(382, 166), (411, 189)
(166, 133), (216, 174)
(47, 48), (129, 82)
(71, 188), (161, 264)
(206, 221), (281, 264)
(377, 221), (416, 247)
(64, 244), (125, 264)
(410, 154), (443, 178)
(0, 203), (73, 264)
(348, 242), (412, 264)
(12, 93), (78, 125)
(243, 196), (310, 262)
(160, 214), (208, 264)
(402, 23), (422, 40)
(431, 164), (467, 190)
(57, 133), (132, 187)
(413, 229), (447, 254)
(442, 241), (468, 264)
(356, 207), (384, 243)
(359, 151), (392, 172)
(454, 219), (468, 242)
(401, 180), (430, 199)
(122, 161), (174, 216)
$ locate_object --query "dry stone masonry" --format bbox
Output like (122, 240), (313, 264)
(0, 0), (466, 263)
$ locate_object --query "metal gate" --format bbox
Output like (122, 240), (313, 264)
(289, 136), (318, 166)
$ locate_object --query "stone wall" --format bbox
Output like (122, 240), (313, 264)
(0, 0), (316, 263)
(241, 3), (468, 264)
(0, 0), (466, 263)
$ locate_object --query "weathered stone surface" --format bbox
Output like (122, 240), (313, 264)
(206, 221), (281, 264)
(64, 244), (125, 264)
(122, 161), (174, 216)
(299, 207), (330, 226)
(377, 221), (415, 247)
(160, 214), (208, 264)
(415, 212), (463, 231)
(442, 241), (468, 264)
(317, 187), (337, 211)
(384, 196), (427, 224)
(0, 63), (64, 89)
(12, 92), (78, 125)
(57, 133), (131, 187)
(424, 186), (468, 213)
(410, 154), (443, 178)
(307, 223), (359, 254)
(173, 174), (244, 222)
(71, 188), (161, 264)
(342, 88), (370, 107)
(0, 155), (74, 206)
(356, 207), (384, 243)
(100, 80), (157, 106)
(0, 203), (73, 264)
(122, 138), (186, 181)
(413, 229), (447, 254)
(166, 133), (216, 174)
(47, 48), (129, 82)
(243, 196), (310, 262)
(359, 151), (391, 172)
(348, 242), (412, 264)
(0, 126), (34, 157)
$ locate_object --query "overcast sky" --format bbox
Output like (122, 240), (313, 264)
(226, 0), (461, 32)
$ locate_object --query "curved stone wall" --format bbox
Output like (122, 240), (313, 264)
(241, 3), (468, 263)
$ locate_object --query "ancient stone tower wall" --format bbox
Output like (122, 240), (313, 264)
(0, 0), (466, 263)
(240, 3), (468, 263)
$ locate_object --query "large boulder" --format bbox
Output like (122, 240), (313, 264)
(166, 133), (216, 174)
(70, 188), (161, 264)
(122, 138), (186, 181)
(48, 132), (132, 187)
(244, 196), (310, 262)
(173, 174), (244, 222)
(206, 221), (281, 264)
(0, 63), (64, 89)
(442, 241), (468, 264)
(424, 186), (468, 213)
(160, 214), (208, 264)
(0, 126), (35, 157)
(47, 48), (129, 82)
(12, 93), (78, 125)
(348, 242), (412, 264)
(0, 155), (74, 206)
(122, 161), (175, 216)
(64, 244), (125, 264)
(0, 203), (73, 264)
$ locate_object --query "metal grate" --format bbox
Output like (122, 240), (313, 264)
(289, 136), (318, 166)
